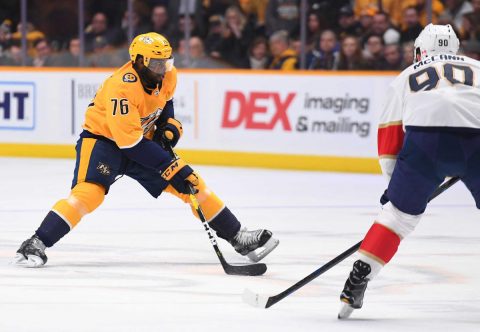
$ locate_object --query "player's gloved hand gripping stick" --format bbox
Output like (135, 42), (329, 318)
(165, 144), (267, 276)
(243, 176), (460, 308)
(154, 118), (183, 147)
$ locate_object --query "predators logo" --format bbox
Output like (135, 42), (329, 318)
(122, 73), (137, 83)
(139, 36), (153, 44)
(96, 162), (111, 176)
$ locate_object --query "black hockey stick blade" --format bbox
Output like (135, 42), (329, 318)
(223, 261), (267, 276)
(243, 176), (460, 308)
(193, 196), (268, 276)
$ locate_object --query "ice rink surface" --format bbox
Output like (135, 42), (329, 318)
(0, 157), (479, 332)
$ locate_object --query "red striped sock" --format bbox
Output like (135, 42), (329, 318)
(360, 223), (401, 264)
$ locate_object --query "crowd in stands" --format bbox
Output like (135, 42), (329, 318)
(1, 0), (480, 70)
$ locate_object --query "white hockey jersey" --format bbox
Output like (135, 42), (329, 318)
(378, 54), (480, 179)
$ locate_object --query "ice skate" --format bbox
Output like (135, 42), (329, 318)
(338, 260), (371, 319)
(229, 227), (279, 262)
(13, 235), (48, 268)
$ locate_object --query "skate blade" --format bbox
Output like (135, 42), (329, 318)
(338, 302), (355, 319)
(247, 237), (279, 263)
(11, 253), (27, 265)
(26, 255), (45, 268)
(12, 254), (45, 268)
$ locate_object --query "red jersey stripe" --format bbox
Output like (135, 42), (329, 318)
(378, 124), (404, 157)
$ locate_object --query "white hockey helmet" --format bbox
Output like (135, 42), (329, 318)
(413, 24), (459, 63)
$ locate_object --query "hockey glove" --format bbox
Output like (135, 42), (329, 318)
(160, 158), (199, 194)
(155, 118), (183, 147)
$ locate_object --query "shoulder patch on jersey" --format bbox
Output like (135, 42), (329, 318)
(123, 73), (138, 83)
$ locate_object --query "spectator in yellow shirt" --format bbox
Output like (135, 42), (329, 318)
(268, 30), (297, 70)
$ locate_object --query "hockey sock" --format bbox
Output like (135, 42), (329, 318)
(358, 222), (401, 279)
(36, 211), (71, 247)
(208, 207), (241, 241)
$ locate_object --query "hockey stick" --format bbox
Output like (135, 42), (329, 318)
(243, 176), (460, 308)
(166, 144), (267, 276)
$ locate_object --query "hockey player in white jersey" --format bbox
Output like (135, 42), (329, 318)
(338, 24), (480, 319)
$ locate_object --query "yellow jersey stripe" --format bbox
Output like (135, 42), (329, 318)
(77, 138), (97, 183)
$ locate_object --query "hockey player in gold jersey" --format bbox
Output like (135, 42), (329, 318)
(14, 33), (279, 267)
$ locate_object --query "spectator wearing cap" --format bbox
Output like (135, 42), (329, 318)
(358, 7), (377, 34)
(371, 12), (400, 45)
(11, 22), (45, 57)
(337, 5), (363, 40)
(205, 15), (224, 55)
(400, 7), (424, 43)
(308, 30), (339, 70)
(302, 0), (347, 29)
(248, 37), (269, 69)
(336, 35), (370, 70)
(265, 0), (300, 36)
(268, 30), (297, 70)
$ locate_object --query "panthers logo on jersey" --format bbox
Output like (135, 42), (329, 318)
(122, 73), (137, 83)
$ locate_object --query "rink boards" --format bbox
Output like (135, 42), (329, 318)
(0, 67), (398, 172)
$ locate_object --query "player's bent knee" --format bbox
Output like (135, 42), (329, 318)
(165, 174), (226, 222)
(377, 202), (422, 239)
(50, 182), (104, 230)
(69, 182), (105, 214)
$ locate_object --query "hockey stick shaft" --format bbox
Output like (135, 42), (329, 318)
(166, 144), (266, 276)
(165, 145), (229, 266)
(187, 184), (231, 269)
(261, 176), (460, 308)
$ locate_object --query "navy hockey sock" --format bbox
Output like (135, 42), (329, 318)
(35, 211), (71, 247)
(208, 207), (241, 241)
